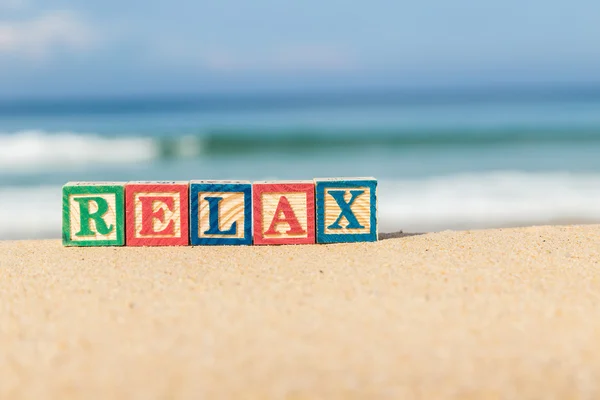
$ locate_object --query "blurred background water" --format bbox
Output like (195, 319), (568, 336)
(1, 0), (600, 239)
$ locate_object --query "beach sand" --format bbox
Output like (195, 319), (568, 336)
(1, 225), (600, 399)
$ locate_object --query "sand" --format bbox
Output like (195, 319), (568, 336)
(1, 225), (600, 399)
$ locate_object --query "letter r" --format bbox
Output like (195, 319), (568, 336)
(74, 197), (114, 237)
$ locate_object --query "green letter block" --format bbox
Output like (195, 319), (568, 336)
(62, 182), (125, 246)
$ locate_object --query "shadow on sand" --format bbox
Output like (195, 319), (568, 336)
(378, 231), (426, 241)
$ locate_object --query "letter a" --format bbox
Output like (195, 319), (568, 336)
(203, 196), (237, 235)
(139, 196), (175, 235)
(264, 196), (305, 235)
(327, 190), (365, 229)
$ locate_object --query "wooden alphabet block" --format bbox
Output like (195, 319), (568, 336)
(314, 177), (378, 243)
(125, 181), (189, 246)
(190, 180), (252, 245)
(252, 181), (315, 245)
(62, 182), (125, 246)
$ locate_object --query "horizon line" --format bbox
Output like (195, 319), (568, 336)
(2, 82), (600, 116)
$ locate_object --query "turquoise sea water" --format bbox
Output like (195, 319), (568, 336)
(2, 89), (600, 239)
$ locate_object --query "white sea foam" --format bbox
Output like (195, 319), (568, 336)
(0, 185), (61, 239)
(2, 172), (600, 240)
(378, 172), (600, 232)
(0, 130), (159, 171)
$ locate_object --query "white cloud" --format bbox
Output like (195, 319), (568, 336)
(0, 11), (94, 59)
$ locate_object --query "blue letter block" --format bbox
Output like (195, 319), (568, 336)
(315, 178), (378, 243)
(190, 180), (252, 245)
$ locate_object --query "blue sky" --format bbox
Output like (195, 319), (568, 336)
(0, 0), (599, 98)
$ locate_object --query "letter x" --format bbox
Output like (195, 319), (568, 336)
(327, 190), (365, 230)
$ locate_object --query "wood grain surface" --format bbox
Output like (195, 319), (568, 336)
(315, 178), (378, 243)
(125, 182), (189, 246)
(190, 181), (252, 245)
(252, 181), (315, 245)
(62, 182), (125, 246)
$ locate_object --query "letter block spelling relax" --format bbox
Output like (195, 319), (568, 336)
(62, 182), (125, 246)
(314, 177), (378, 243)
(62, 178), (378, 247)
(125, 181), (190, 246)
(190, 180), (252, 245)
(252, 181), (316, 245)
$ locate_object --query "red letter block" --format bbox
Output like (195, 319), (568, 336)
(253, 181), (315, 245)
(125, 181), (189, 246)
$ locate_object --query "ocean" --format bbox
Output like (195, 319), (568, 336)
(2, 88), (600, 240)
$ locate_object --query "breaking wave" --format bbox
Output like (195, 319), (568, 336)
(3, 128), (600, 173)
(0, 130), (161, 171)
